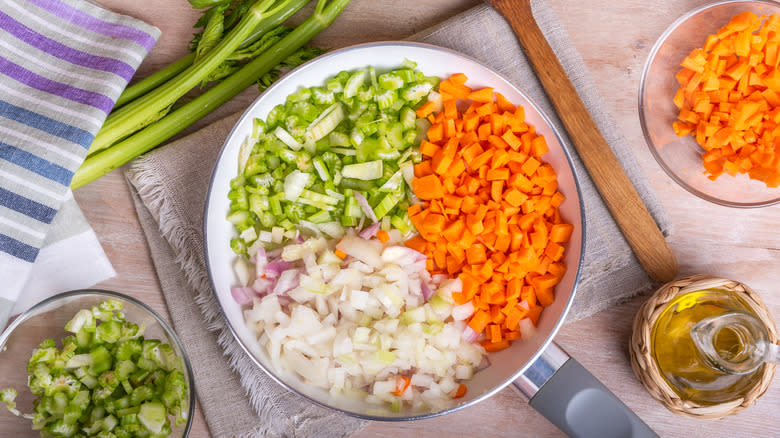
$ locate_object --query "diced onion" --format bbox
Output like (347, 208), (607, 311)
(234, 231), (488, 412)
(518, 318), (537, 341)
(451, 302), (474, 321)
(358, 222), (381, 239)
(461, 326), (478, 343)
(231, 287), (253, 305)
(353, 192), (378, 223)
(273, 269), (300, 295)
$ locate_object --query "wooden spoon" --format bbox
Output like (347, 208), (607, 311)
(485, 0), (678, 283)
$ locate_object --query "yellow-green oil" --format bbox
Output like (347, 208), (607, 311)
(651, 288), (765, 405)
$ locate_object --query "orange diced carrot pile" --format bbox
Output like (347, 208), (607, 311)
(673, 11), (780, 186)
(406, 73), (573, 352)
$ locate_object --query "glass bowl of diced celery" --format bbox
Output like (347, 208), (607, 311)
(0, 290), (195, 437)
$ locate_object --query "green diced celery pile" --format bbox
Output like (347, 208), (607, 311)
(1, 301), (188, 438)
(228, 59), (439, 255)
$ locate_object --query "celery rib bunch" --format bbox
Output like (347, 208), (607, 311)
(71, 0), (352, 189)
(227, 61), (441, 256)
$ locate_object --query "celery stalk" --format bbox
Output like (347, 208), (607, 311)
(114, 0), (310, 109)
(113, 53), (196, 109)
(88, 0), (288, 155)
(72, 0), (351, 189)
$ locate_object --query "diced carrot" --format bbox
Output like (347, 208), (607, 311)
(486, 168), (509, 181)
(469, 309), (491, 333)
(420, 140), (440, 157)
(334, 249), (346, 259)
(422, 213), (446, 233)
(477, 122), (492, 141)
(450, 72), (468, 84)
(413, 174), (445, 200)
(414, 160), (433, 177)
(526, 305), (543, 326)
(530, 136), (549, 157)
(495, 92), (516, 112)
(521, 157), (541, 176)
(504, 330), (522, 341)
(391, 376), (411, 396)
(442, 218), (465, 242)
(481, 339), (511, 352)
(489, 324), (503, 343)
(465, 244), (487, 265)
(475, 102), (494, 117)
(376, 230), (389, 243)
(505, 306), (527, 329)
(416, 100), (436, 118)
(405, 235), (427, 253)
(428, 121), (445, 142)
(550, 223), (574, 243)
(673, 11), (780, 186)
(406, 73), (573, 351)
(452, 384), (467, 399)
(439, 79), (472, 100)
(467, 87), (494, 103)
(521, 285), (537, 307)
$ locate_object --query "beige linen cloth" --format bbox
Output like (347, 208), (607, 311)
(125, 2), (670, 437)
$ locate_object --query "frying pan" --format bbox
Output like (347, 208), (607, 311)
(204, 42), (656, 437)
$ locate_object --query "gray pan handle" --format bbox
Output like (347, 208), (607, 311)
(513, 342), (657, 438)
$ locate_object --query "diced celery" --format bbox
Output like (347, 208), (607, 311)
(89, 346), (113, 375)
(312, 157), (331, 182)
(328, 131), (350, 146)
(283, 170), (310, 201)
(342, 160), (382, 180)
(301, 189), (339, 205)
(399, 106), (416, 130)
(96, 320), (121, 344)
(384, 122), (405, 149)
(274, 126), (303, 150)
(401, 82), (433, 102)
(343, 70), (365, 98)
(376, 350), (396, 364)
(375, 89), (397, 110)
(138, 402), (167, 435)
(65, 310), (95, 334)
(373, 192), (400, 220)
(252, 118), (266, 138)
(229, 62), (435, 249)
(378, 72), (404, 90)
(306, 103), (344, 142)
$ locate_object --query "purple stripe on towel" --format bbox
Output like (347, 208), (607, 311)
(0, 56), (114, 114)
(26, 0), (156, 51)
(0, 9), (135, 81)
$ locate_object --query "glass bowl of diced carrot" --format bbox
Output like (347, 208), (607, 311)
(640, 0), (780, 207)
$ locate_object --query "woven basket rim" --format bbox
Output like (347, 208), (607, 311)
(629, 274), (777, 419)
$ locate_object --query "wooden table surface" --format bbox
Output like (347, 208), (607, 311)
(7, 0), (780, 436)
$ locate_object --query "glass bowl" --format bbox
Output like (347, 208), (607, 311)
(0, 290), (195, 437)
(639, 0), (780, 207)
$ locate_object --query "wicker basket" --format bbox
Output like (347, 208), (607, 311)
(629, 274), (778, 419)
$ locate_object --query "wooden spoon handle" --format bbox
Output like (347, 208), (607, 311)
(490, 0), (678, 282)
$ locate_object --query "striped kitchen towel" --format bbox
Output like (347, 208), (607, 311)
(0, 0), (160, 326)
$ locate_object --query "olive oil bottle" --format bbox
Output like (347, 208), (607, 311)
(651, 288), (778, 405)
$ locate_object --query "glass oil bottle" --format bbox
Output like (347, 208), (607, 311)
(650, 288), (779, 405)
